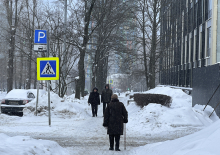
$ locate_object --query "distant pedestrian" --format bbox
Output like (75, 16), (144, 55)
(88, 87), (100, 117)
(103, 94), (128, 151)
(101, 84), (113, 116)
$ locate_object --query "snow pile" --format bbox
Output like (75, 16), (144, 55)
(129, 119), (220, 155)
(126, 87), (219, 135)
(24, 92), (89, 117)
(0, 133), (67, 155)
(28, 89), (47, 97)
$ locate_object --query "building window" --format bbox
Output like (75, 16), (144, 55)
(181, 37), (184, 69)
(186, 0), (188, 12)
(193, 29), (197, 68)
(208, 0), (212, 18)
(198, 25), (202, 67)
(190, 0), (193, 8)
(189, 33), (192, 65)
(173, 43), (175, 67)
(185, 35), (188, 65)
(206, 25), (211, 66)
(181, 11), (184, 69)
(176, 19), (178, 43)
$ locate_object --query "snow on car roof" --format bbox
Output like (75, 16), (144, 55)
(4, 89), (30, 100)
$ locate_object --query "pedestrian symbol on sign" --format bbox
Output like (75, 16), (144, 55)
(41, 62), (55, 75)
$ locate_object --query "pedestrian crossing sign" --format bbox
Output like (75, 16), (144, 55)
(37, 57), (59, 80)
(109, 79), (113, 84)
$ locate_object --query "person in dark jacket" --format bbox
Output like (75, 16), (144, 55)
(103, 94), (128, 151)
(88, 87), (100, 117)
(101, 84), (113, 116)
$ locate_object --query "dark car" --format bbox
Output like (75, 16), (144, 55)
(84, 90), (89, 96)
(1, 89), (35, 116)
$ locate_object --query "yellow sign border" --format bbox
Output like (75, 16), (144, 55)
(37, 57), (59, 80)
(109, 79), (113, 84)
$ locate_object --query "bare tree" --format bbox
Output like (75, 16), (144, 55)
(135, 0), (162, 90)
(4, 0), (24, 92)
(88, 0), (133, 91)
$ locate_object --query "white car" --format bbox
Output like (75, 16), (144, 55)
(1, 89), (35, 116)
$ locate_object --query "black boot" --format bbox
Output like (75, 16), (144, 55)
(109, 147), (113, 150)
(115, 148), (120, 151)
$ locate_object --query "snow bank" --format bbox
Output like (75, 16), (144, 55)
(129, 119), (220, 155)
(0, 133), (67, 155)
(28, 89), (46, 97)
(24, 92), (89, 118)
(126, 87), (219, 135)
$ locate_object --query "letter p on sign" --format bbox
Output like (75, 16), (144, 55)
(34, 30), (47, 44)
(38, 32), (45, 42)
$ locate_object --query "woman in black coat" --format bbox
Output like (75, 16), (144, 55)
(88, 87), (100, 117)
(103, 94), (128, 151)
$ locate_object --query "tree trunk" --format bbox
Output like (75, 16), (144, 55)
(75, 0), (96, 99)
(26, 0), (36, 89)
(78, 49), (86, 98)
(6, 0), (18, 92)
(148, 0), (157, 89)
(75, 78), (80, 99)
(14, 57), (17, 89)
(142, 0), (149, 90)
(19, 43), (23, 89)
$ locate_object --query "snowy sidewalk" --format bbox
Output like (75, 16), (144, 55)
(0, 87), (219, 154)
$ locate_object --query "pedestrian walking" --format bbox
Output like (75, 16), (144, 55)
(103, 94), (128, 151)
(101, 84), (113, 116)
(88, 87), (100, 117)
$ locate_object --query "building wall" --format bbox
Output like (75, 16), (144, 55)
(192, 63), (220, 117)
(160, 0), (220, 116)
(160, 0), (214, 87)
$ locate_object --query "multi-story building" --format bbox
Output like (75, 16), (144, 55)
(160, 0), (220, 116)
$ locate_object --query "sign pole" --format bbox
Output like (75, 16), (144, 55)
(47, 30), (51, 126)
(35, 29), (59, 127)
(36, 80), (39, 116)
(48, 81), (51, 126)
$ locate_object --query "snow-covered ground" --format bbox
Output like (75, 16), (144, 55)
(0, 87), (219, 155)
(0, 133), (66, 155)
(130, 119), (220, 155)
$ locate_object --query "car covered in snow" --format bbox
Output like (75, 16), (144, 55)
(1, 89), (35, 116)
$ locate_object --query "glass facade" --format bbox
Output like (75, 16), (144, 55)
(160, 0), (213, 87)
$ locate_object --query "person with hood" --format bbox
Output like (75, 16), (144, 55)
(103, 94), (128, 151)
(101, 84), (113, 116)
(88, 87), (100, 117)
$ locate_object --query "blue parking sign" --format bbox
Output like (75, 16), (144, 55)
(34, 30), (47, 44)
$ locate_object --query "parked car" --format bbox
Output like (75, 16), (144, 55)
(1, 89), (35, 116)
(84, 90), (89, 96)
